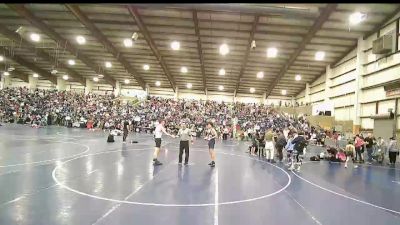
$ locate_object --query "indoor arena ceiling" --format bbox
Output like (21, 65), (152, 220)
(0, 4), (399, 97)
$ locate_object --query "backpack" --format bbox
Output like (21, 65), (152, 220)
(310, 155), (320, 161)
(107, 134), (115, 143)
(295, 139), (307, 152)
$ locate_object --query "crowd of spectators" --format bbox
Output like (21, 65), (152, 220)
(0, 87), (313, 137)
(1, 87), (397, 167)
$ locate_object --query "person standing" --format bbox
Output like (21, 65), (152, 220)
(344, 140), (356, 168)
(122, 120), (129, 143)
(364, 133), (375, 164)
(177, 123), (193, 165)
(354, 134), (364, 163)
(291, 132), (307, 172)
(205, 122), (217, 167)
(387, 137), (399, 166)
(275, 130), (287, 162)
(264, 129), (276, 163)
(153, 120), (175, 166)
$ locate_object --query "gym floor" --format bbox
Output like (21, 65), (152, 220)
(0, 124), (399, 225)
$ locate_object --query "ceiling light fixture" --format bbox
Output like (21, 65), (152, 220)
(171, 41), (180, 50)
(98, 74), (104, 78)
(219, 43), (229, 56)
(0, 55), (4, 62)
(295, 74), (302, 81)
(143, 64), (150, 71)
(51, 69), (58, 75)
(257, 71), (264, 79)
(181, 66), (188, 73)
(76, 35), (86, 45)
(30, 33), (40, 42)
(3, 71), (10, 76)
(62, 75), (69, 80)
(131, 32), (138, 41)
(68, 59), (75, 65)
(105, 61), (112, 68)
(250, 87), (255, 93)
(33, 73), (39, 78)
(123, 38), (133, 47)
(219, 68), (225, 76)
(315, 51), (325, 61)
(155, 81), (161, 86)
(349, 12), (367, 25)
(93, 77), (99, 82)
(281, 90), (287, 95)
(187, 83), (192, 89)
(124, 79), (130, 84)
(267, 47), (278, 58)
(8, 67), (15, 72)
(218, 85), (224, 91)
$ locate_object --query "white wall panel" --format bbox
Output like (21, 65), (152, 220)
(335, 106), (354, 121)
(361, 102), (376, 117)
(236, 96), (262, 104)
(310, 82), (325, 93)
(378, 100), (396, 114)
(361, 87), (387, 103)
(311, 73), (326, 86)
(9, 79), (28, 88)
(361, 118), (374, 129)
(310, 91), (325, 102)
(330, 70), (356, 87)
(330, 81), (355, 97)
(363, 63), (400, 88)
(332, 58), (356, 77)
(331, 93), (355, 108)
(37, 80), (55, 90)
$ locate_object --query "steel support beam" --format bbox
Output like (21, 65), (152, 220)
(0, 46), (57, 84)
(363, 5), (400, 40)
(265, 4), (337, 99)
(235, 15), (259, 96)
(8, 4), (116, 87)
(66, 4), (146, 90)
(133, 4), (320, 19)
(193, 10), (207, 94)
(127, 6), (176, 92)
(0, 24), (86, 85)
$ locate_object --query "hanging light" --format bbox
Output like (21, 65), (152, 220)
(219, 68), (225, 76)
(171, 41), (180, 50)
(219, 43), (229, 56)
(105, 61), (112, 68)
(123, 38), (133, 47)
(315, 51), (325, 61)
(30, 33), (40, 42)
(68, 59), (75, 65)
(62, 75), (69, 80)
(76, 35), (86, 45)
(124, 79), (130, 84)
(267, 47), (278, 58)
(93, 77), (99, 82)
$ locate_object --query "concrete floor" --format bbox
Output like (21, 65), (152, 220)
(0, 124), (399, 225)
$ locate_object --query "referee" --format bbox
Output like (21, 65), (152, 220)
(177, 123), (193, 165)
